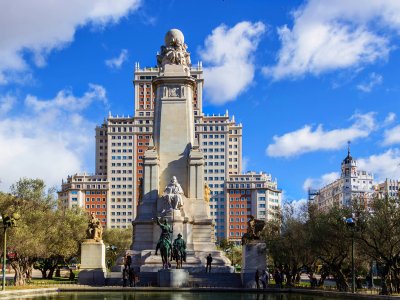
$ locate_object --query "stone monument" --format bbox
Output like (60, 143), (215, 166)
(78, 212), (107, 285)
(131, 29), (232, 276)
(241, 216), (267, 287)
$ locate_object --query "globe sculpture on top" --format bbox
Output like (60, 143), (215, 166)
(157, 29), (191, 68)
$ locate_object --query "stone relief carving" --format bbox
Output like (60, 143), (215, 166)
(157, 29), (191, 68)
(168, 86), (181, 98)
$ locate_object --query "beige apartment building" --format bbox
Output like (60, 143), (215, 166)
(375, 179), (400, 199)
(225, 172), (281, 244)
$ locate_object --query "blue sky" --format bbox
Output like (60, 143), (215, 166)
(1, 0), (400, 204)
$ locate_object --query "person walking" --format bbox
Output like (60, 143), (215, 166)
(255, 269), (260, 289)
(261, 269), (268, 288)
(206, 253), (213, 273)
(274, 268), (282, 288)
(128, 267), (136, 287)
(122, 266), (128, 287)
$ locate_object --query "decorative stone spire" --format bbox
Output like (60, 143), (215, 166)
(347, 140), (351, 156)
(343, 140), (353, 165)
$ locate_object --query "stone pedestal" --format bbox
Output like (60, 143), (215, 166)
(157, 269), (189, 287)
(241, 241), (267, 288)
(78, 240), (107, 285)
(136, 249), (233, 273)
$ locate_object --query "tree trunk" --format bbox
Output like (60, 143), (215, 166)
(41, 269), (47, 279)
(10, 257), (34, 286)
(334, 269), (349, 292)
(26, 266), (33, 281)
(381, 274), (390, 295)
(11, 262), (25, 286)
(380, 265), (392, 295)
(318, 272), (327, 286)
(393, 269), (400, 294)
(48, 266), (56, 279)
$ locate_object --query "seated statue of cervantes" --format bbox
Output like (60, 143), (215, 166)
(163, 176), (184, 210)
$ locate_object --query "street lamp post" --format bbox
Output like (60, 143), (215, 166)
(2, 227), (6, 292)
(1, 213), (20, 291)
(343, 214), (356, 293)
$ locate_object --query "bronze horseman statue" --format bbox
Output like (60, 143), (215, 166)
(155, 217), (173, 269)
(241, 215), (266, 245)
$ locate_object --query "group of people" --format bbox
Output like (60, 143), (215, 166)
(122, 255), (136, 287)
(256, 268), (304, 289)
(255, 269), (269, 289)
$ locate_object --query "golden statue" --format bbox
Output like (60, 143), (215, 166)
(204, 183), (211, 203)
(86, 212), (103, 242)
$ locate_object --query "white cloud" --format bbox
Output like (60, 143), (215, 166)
(0, 94), (16, 115)
(383, 125), (400, 146)
(25, 84), (107, 112)
(266, 112), (376, 157)
(303, 172), (340, 191)
(199, 21), (266, 105)
(105, 49), (129, 69)
(384, 112), (396, 126)
(284, 198), (308, 220)
(357, 72), (383, 92)
(0, 84), (108, 191)
(263, 0), (400, 80)
(242, 156), (249, 172)
(0, 0), (141, 84)
(358, 149), (400, 182)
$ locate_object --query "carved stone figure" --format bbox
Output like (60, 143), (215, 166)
(241, 215), (266, 245)
(162, 176), (184, 210)
(86, 212), (103, 242)
(157, 29), (191, 68)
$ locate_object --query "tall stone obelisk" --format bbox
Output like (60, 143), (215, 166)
(131, 29), (232, 272)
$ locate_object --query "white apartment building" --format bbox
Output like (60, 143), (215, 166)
(314, 148), (374, 211)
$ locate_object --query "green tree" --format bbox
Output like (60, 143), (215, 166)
(0, 178), (87, 285)
(307, 204), (354, 291)
(263, 202), (314, 286)
(34, 207), (87, 279)
(103, 227), (132, 269)
(217, 238), (242, 269)
(356, 196), (400, 295)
